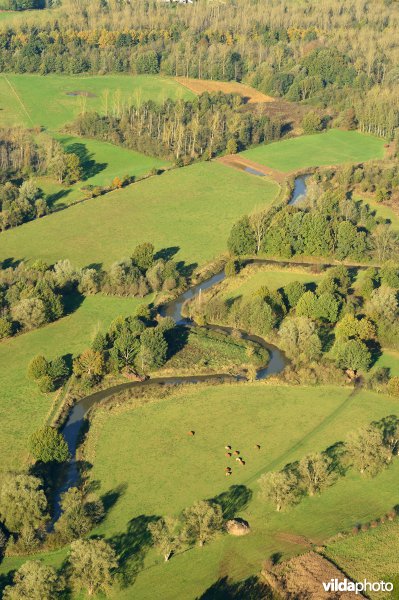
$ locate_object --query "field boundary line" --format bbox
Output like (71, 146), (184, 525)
(2, 75), (34, 126)
(243, 386), (359, 486)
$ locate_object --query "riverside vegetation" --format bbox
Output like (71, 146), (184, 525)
(0, 0), (398, 597)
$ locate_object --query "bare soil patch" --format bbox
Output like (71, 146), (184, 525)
(217, 154), (286, 183)
(66, 90), (97, 97)
(262, 551), (366, 599)
(176, 77), (274, 104)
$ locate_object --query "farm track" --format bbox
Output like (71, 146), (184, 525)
(2, 74), (34, 126)
(217, 154), (287, 183)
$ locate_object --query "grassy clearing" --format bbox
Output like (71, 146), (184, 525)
(221, 264), (320, 302)
(157, 327), (268, 376)
(0, 73), (193, 130)
(325, 521), (399, 599)
(363, 197), (399, 232)
(241, 130), (385, 173)
(372, 350), (399, 377)
(0, 162), (279, 268)
(45, 383), (399, 599)
(36, 134), (167, 208)
(0, 294), (147, 472)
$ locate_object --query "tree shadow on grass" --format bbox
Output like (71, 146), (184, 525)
(176, 260), (198, 279)
(64, 142), (107, 181)
(210, 485), (253, 520)
(109, 514), (159, 588)
(323, 441), (348, 477)
(198, 575), (273, 599)
(164, 325), (190, 360)
(101, 483), (128, 514)
(154, 246), (180, 262)
(62, 289), (85, 316)
(46, 188), (72, 211)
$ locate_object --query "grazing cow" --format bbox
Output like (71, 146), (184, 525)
(225, 452), (232, 457)
(187, 431), (195, 436)
(240, 460), (246, 466)
(255, 444), (261, 450)
(235, 457), (241, 462)
(225, 445), (231, 450)
(233, 450), (240, 456)
(225, 471), (232, 476)
(225, 466), (231, 471)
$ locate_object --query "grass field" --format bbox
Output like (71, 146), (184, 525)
(221, 264), (320, 302)
(241, 130), (385, 173)
(0, 162), (280, 268)
(326, 521), (399, 599)
(372, 350), (399, 377)
(1, 384), (399, 597)
(157, 327), (268, 376)
(0, 294), (147, 472)
(0, 74), (193, 130)
(49, 383), (399, 599)
(36, 134), (167, 208)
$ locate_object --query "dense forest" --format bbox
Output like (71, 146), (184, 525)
(1, 0), (399, 135)
(68, 92), (283, 160)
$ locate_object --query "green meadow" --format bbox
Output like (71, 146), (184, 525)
(241, 130), (385, 173)
(0, 73), (188, 205)
(0, 294), (147, 472)
(3, 383), (396, 598)
(0, 73), (193, 130)
(221, 264), (321, 301)
(372, 350), (399, 378)
(38, 134), (167, 208)
(0, 162), (280, 268)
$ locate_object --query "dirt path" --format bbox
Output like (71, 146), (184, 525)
(2, 74), (34, 127)
(176, 77), (275, 104)
(217, 154), (287, 183)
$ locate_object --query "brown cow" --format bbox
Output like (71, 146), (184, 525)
(255, 444), (261, 450)
(225, 452), (232, 457)
(187, 431), (195, 436)
(233, 450), (240, 456)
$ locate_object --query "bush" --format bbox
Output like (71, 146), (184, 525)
(27, 355), (49, 381)
(37, 375), (56, 393)
(29, 426), (70, 463)
(225, 259), (240, 277)
(387, 377), (399, 397)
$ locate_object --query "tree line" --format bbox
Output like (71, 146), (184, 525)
(227, 178), (399, 264)
(0, 243), (187, 341)
(67, 92), (283, 162)
(259, 414), (399, 512)
(2, 0), (399, 137)
(0, 128), (82, 230)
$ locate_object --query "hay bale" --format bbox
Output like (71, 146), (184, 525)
(226, 518), (250, 536)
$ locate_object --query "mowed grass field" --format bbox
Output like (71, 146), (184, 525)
(0, 294), (147, 472)
(0, 73), (193, 130)
(0, 162), (280, 268)
(241, 130), (385, 173)
(63, 383), (399, 599)
(326, 521), (399, 599)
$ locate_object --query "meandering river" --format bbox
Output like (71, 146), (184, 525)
(54, 176), (310, 516)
